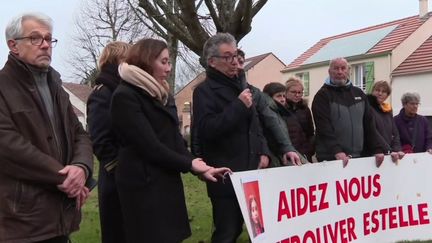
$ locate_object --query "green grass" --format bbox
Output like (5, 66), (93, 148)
(70, 159), (249, 242)
(70, 158), (101, 243)
(70, 158), (249, 242)
(71, 191), (100, 243)
(182, 174), (249, 243)
(70, 159), (431, 243)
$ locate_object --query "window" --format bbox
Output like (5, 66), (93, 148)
(184, 125), (190, 136)
(295, 72), (310, 96)
(351, 62), (374, 93)
(183, 102), (191, 113)
(352, 63), (366, 91)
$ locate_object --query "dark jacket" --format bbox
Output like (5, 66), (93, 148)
(312, 80), (383, 161)
(87, 64), (125, 243)
(366, 95), (401, 153)
(191, 72), (295, 158)
(111, 81), (193, 243)
(248, 84), (296, 155)
(0, 54), (93, 242)
(283, 100), (315, 161)
(192, 67), (269, 198)
(87, 64), (120, 170)
(394, 108), (432, 153)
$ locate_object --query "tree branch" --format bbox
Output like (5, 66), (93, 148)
(138, 0), (201, 53)
(251, 0), (268, 16)
(126, 0), (168, 38)
(177, 0), (209, 44)
(204, 0), (223, 32)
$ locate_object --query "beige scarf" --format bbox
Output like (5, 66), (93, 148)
(118, 62), (169, 105)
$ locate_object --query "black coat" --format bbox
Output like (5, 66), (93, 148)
(366, 94), (401, 153)
(111, 81), (193, 243)
(279, 100), (315, 161)
(192, 67), (269, 198)
(87, 64), (120, 168)
(191, 73), (295, 158)
(87, 64), (126, 243)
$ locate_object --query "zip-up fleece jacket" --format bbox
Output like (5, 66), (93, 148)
(312, 79), (383, 161)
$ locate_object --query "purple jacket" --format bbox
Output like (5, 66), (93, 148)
(394, 108), (432, 152)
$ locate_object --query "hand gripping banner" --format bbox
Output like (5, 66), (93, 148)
(230, 153), (432, 243)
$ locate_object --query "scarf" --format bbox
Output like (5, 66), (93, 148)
(95, 63), (121, 91)
(206, 66), (243, 93)
(367, 94), (393, 113)
(118, 62), (169, 105)
(381, 102), (392, 113)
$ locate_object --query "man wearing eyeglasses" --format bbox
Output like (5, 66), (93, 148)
(0, 12), (94, 243)
(192, 33), (272, 243)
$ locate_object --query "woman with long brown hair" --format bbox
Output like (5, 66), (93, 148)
(110, 38), (230, 242)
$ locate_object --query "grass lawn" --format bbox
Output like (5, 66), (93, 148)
(70, 160), (249, 243)
(70, 160), (432, 243)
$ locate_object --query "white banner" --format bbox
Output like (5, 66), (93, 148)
(230, 152), (432, 243)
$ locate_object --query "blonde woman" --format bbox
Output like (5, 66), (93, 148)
(285, 77), (315, 161)
(87, 41), (131, 243)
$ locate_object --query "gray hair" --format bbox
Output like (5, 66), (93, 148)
(202, 32), (237, 65)
(5, 12), (53, 42)
(401, 92), (421, 105)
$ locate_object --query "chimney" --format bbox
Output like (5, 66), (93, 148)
(419, 0), (428, 18)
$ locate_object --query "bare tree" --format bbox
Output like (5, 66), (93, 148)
(67, 0), (149, 85)
(127, 0), (204, 92)
(137, 0), (268, 67)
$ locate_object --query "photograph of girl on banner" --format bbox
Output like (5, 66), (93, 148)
(243, 180), (265, 238)
(248, 195), (265, 237)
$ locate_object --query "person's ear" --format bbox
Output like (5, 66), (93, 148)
(208, 57), (217, 68)
(7, 39), (19, 55)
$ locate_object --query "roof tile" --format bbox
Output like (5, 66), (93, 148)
(62, 82), (92, 102)
(284, 13), (432, 71)
(392, 35), (432, 76)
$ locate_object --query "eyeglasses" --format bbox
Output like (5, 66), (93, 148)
(407, 102), (420, 106)
(288, 90), (304, 95)
(212, 54), (239, 63)
(15, 35), (58, 47)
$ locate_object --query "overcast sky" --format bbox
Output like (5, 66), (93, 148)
(0, 0), (431, 82)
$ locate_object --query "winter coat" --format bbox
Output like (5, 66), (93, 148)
(192, 67), (269, 198)
(248, 84), (295, 155)
(87, 64), (126, 243)
(285, 99), (315, 161)
(87, 64), (121, 171)
(191, 72), (295, 158)
(111, 81), (193, 243)
(312, 80), (384, 161)
(394, 108), (432, 153)
(0, 54), (93, 242)
(366, 95), (401, 153)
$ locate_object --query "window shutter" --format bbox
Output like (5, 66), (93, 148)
(303, 72), (310, 96)
(365, 62), (374, 94)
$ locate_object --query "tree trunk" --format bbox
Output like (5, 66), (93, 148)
(167, 34), (178, 94)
